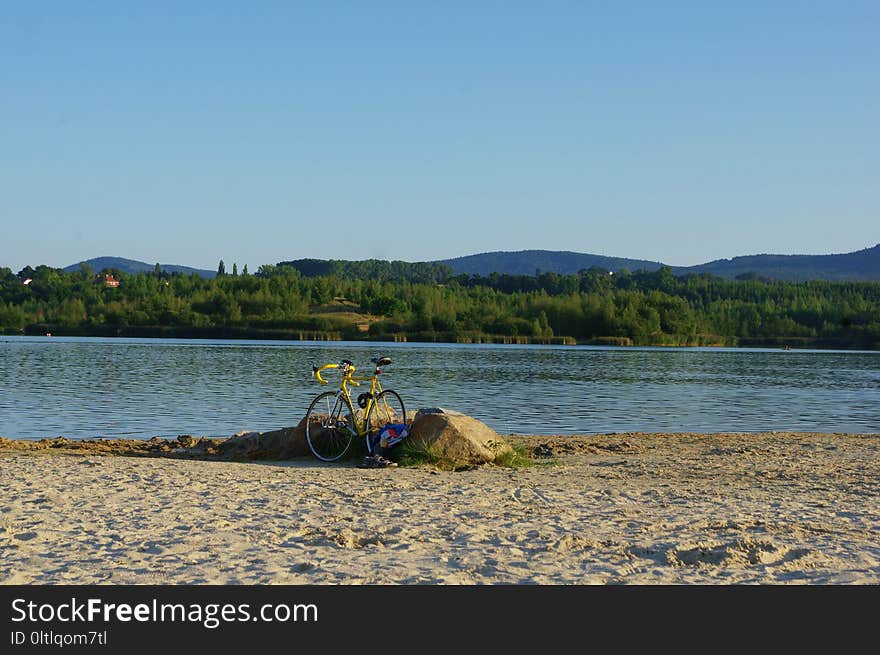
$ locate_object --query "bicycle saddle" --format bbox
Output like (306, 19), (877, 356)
(371, 356), (392, 367)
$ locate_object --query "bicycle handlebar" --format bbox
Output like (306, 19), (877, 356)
(311, 364), (336, 384)
(311, 361), (360, 385)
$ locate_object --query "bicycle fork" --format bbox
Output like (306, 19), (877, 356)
(321, 392), (356, 434)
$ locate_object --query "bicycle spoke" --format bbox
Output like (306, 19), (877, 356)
(305, 391), (355, 462)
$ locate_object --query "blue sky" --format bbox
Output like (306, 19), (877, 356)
(2, 1), (878, 274)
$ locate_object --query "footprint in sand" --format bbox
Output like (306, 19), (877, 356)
(14, 531), (40, 541)
(664, 538), (815, 568)
(511, 486), (551, 504)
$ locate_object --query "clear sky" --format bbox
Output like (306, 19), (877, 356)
(2, 1), (878, 274)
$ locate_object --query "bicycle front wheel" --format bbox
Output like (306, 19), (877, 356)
(365, 389), (406, 456)
(305, 391), (356, 462)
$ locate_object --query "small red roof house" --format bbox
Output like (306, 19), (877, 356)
(96, 274), (120, 288)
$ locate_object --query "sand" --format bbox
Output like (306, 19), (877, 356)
(1, 431), (878, 585)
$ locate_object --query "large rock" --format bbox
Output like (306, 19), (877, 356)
(216, 417), (311, 460)
(406, 408), (513, 468)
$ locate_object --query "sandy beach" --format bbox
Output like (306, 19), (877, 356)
(1, 431), (878, 585)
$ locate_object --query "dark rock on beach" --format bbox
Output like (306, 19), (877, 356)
(0, 408), (516, 468)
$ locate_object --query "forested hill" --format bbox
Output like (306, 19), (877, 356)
(671, 244), (880, 282)
(3, 262), (878, 349)
(438, 250), (665, 277)
(438, 244), (880, 281)
(58, 243), (880, 283)
(276, 258), (451, 283)
(63, 257), (216, 279)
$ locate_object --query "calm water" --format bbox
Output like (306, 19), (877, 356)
(0, 336), (878, 440)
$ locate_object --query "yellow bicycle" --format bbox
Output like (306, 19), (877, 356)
(305, 357), (407, 462)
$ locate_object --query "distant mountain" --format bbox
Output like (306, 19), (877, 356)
(438, 250), (665, 277)
(438, 244), (880, 282)
(64, 257), (216, 279)
(60, 243), (880, 283)
(670, 244), (880, 282)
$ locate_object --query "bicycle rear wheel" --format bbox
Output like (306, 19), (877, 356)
(305, 391), (356, 462)
(365, 389), (406, 456)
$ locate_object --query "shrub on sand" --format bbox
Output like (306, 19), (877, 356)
(394, 439), (539, 471)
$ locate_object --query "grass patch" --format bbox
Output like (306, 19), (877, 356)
(394, 439), (456, 470)
(392, 440), (542, 471)
(493, 443), (540, 468)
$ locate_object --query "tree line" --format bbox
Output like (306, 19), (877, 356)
(1, 262), (878, 349)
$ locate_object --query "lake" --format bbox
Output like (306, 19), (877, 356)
(1, 336), (878, 440)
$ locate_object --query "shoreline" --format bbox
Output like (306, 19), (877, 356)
(4, 332), (878, 352)
(2, 431), (878, 584)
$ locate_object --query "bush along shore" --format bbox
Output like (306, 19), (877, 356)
(2, 262), (878, 349)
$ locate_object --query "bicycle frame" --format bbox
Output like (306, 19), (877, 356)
(306, 358), (407, 461)
(312, 363), (387, 437)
